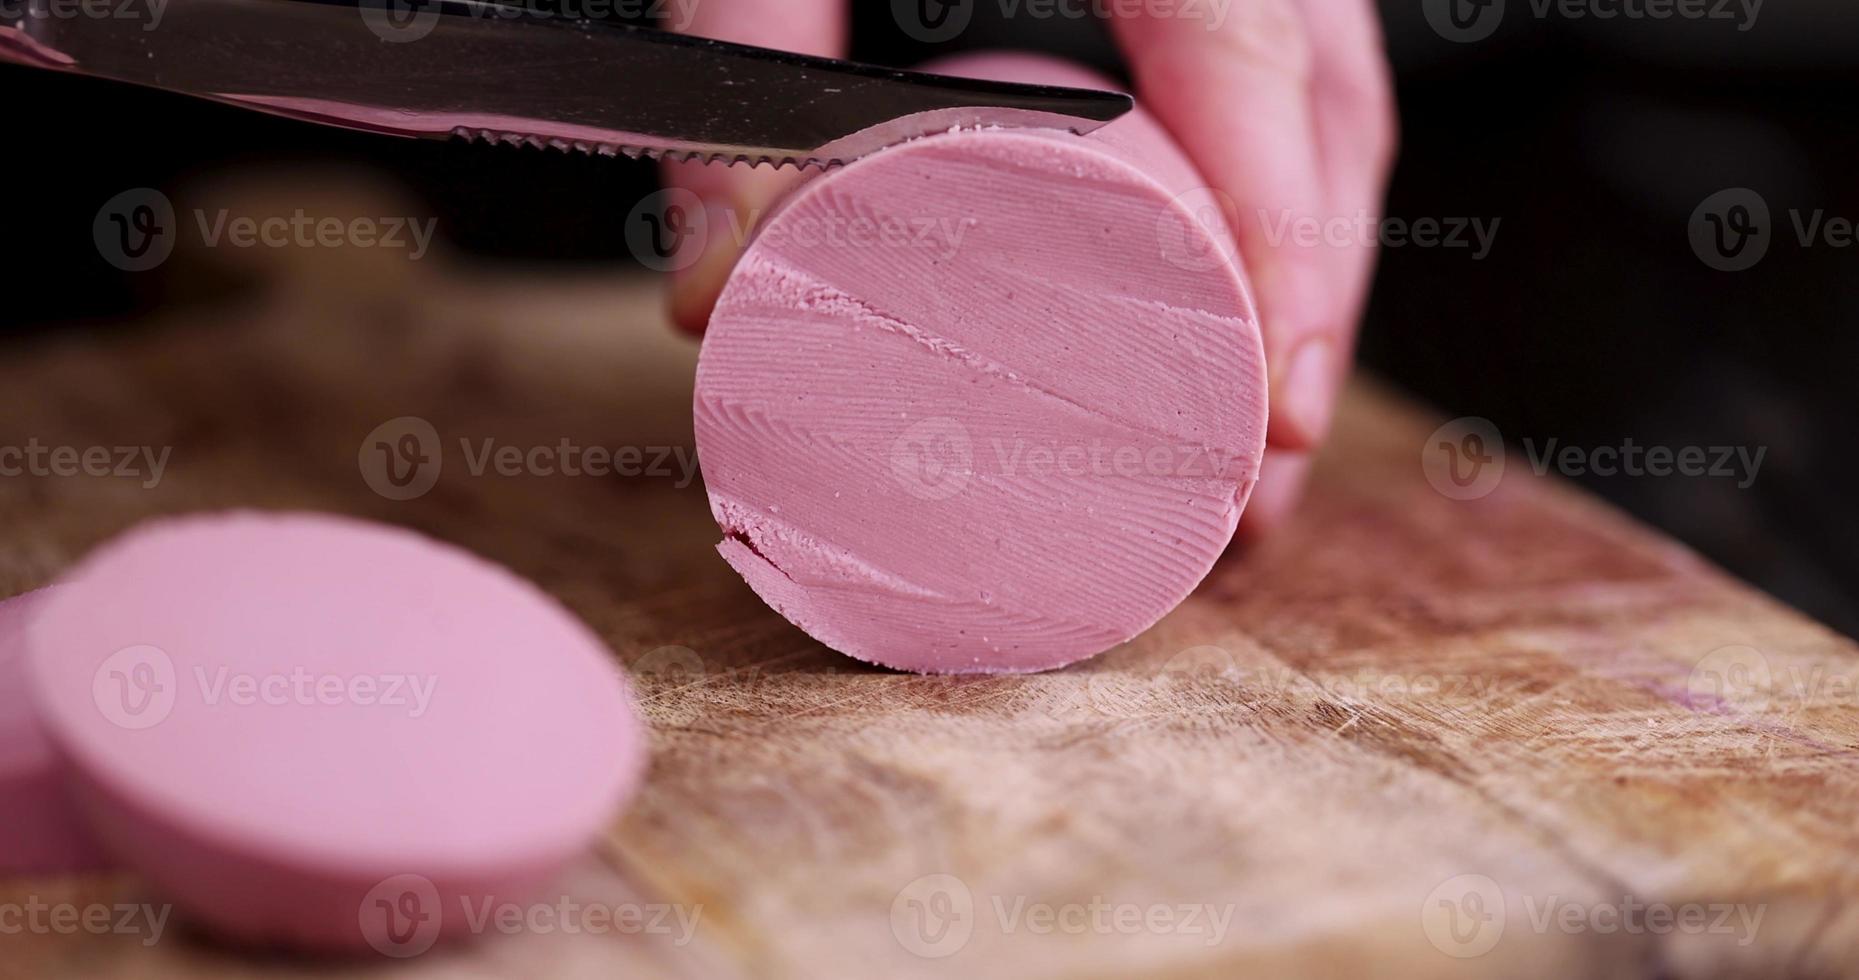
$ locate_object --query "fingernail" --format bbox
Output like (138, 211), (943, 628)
(1274, 337), (1337, 448)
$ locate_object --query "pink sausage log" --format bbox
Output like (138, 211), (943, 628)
(694, 54), (1268, 674)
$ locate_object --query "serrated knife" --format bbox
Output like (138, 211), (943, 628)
(0, 0), (1133, 169)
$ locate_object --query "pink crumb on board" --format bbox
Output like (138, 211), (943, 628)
(694, 53), (1268, 675)
(25, 512), (646, 953)
(0, 589), (111, 875)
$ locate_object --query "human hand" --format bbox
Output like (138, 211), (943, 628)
(1109, 0), (1397, 535)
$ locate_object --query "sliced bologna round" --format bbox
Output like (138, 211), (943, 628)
(27, 512), (646, 954)
(695, 54), (1268, 673)
(0, 588), (111, 875)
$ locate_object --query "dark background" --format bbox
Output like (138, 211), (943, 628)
(6, 0), (1855, 634)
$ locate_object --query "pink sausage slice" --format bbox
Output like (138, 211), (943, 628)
(0, 589), (111, 875)
(694, 54), (1268, 674)
(27, 512), (646, 953)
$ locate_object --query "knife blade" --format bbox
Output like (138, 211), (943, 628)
(0, 0), (1134, 169)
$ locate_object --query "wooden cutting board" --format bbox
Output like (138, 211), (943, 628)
(1, 256), (1855, 980)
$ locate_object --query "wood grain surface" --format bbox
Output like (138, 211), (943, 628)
(1, 253), (1856, 979)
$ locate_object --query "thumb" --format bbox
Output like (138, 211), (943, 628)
(659, 0), (847, 334)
